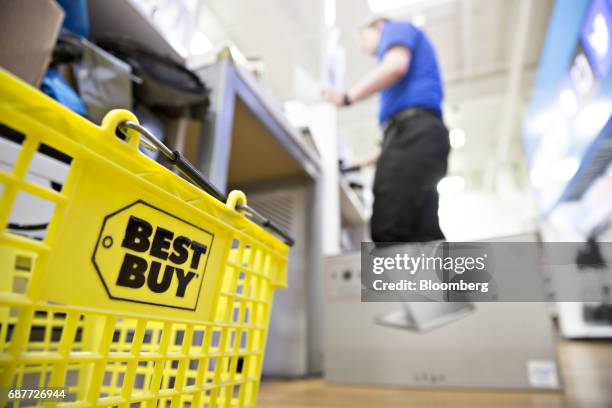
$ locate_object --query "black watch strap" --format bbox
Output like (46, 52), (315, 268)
(342, 93), (352, 107)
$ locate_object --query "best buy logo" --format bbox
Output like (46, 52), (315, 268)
(92, 201), (214, 310)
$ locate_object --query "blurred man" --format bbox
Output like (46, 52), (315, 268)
(322, 17), (449, 243)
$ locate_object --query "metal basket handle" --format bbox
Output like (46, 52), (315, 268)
(119, 121), (295, 247)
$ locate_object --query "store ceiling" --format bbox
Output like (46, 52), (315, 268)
(201, 0), (555, 191)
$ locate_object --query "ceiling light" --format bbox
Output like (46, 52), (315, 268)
(449, 128), (465, 148)
(325, 0), (336, 27)
(190, 31), (213, 55)
(437, 176), (465, 194)
(367, 0), (420, 13)
(412, 12), (426, 27)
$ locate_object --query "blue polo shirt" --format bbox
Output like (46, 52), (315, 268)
(377, 21), (443, 124)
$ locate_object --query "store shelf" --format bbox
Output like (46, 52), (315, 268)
(339, 176), (368, 225)
(88, 0), (185, 63)
(194, 58), (321, 192)
(228, 65), (320, 185)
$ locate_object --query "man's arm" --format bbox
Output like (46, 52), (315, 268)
(353, 148), (381, 168)
(322, 45), (411, 106)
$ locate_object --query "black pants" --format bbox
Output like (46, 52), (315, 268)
(371, 110), (450, 243)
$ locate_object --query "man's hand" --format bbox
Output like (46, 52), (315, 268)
(321, 88), (343, 107)
(354, 148), (381, 168)
(325, 46), (411, 107)
(341, 149), (381, 172)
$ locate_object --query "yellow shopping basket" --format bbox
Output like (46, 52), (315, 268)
(0, 68), (292, 407)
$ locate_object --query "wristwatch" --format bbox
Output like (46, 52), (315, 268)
(342, 93), (352, 107)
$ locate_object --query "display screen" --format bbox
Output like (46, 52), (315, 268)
(524, 0), (612, 240)
(580, 0), (612, 79)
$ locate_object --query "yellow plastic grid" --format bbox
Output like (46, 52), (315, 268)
(0, 69), (288, 407)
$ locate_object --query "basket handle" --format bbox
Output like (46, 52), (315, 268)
(118, 121), (295, 247)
